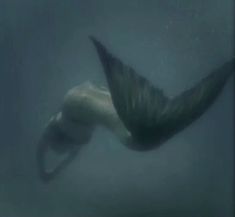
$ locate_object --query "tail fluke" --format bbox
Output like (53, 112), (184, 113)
(90, 36), (169, 146)
(159, 58), (235, 137)
(90, 36), (234, 148)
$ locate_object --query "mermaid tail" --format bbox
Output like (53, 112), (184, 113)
(91, 36), (234, 149)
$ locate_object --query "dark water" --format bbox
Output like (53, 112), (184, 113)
(0, 0), (234, 216)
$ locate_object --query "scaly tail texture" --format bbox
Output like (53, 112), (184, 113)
(90, 36), (234, 149)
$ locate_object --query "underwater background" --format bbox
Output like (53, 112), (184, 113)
(0, 0), (234, 216)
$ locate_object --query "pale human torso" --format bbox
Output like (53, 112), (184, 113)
(50, 82), (131, 147)
(37, 82), (132, 181)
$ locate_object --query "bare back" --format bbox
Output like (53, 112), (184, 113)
(60, 82), (131, 144)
